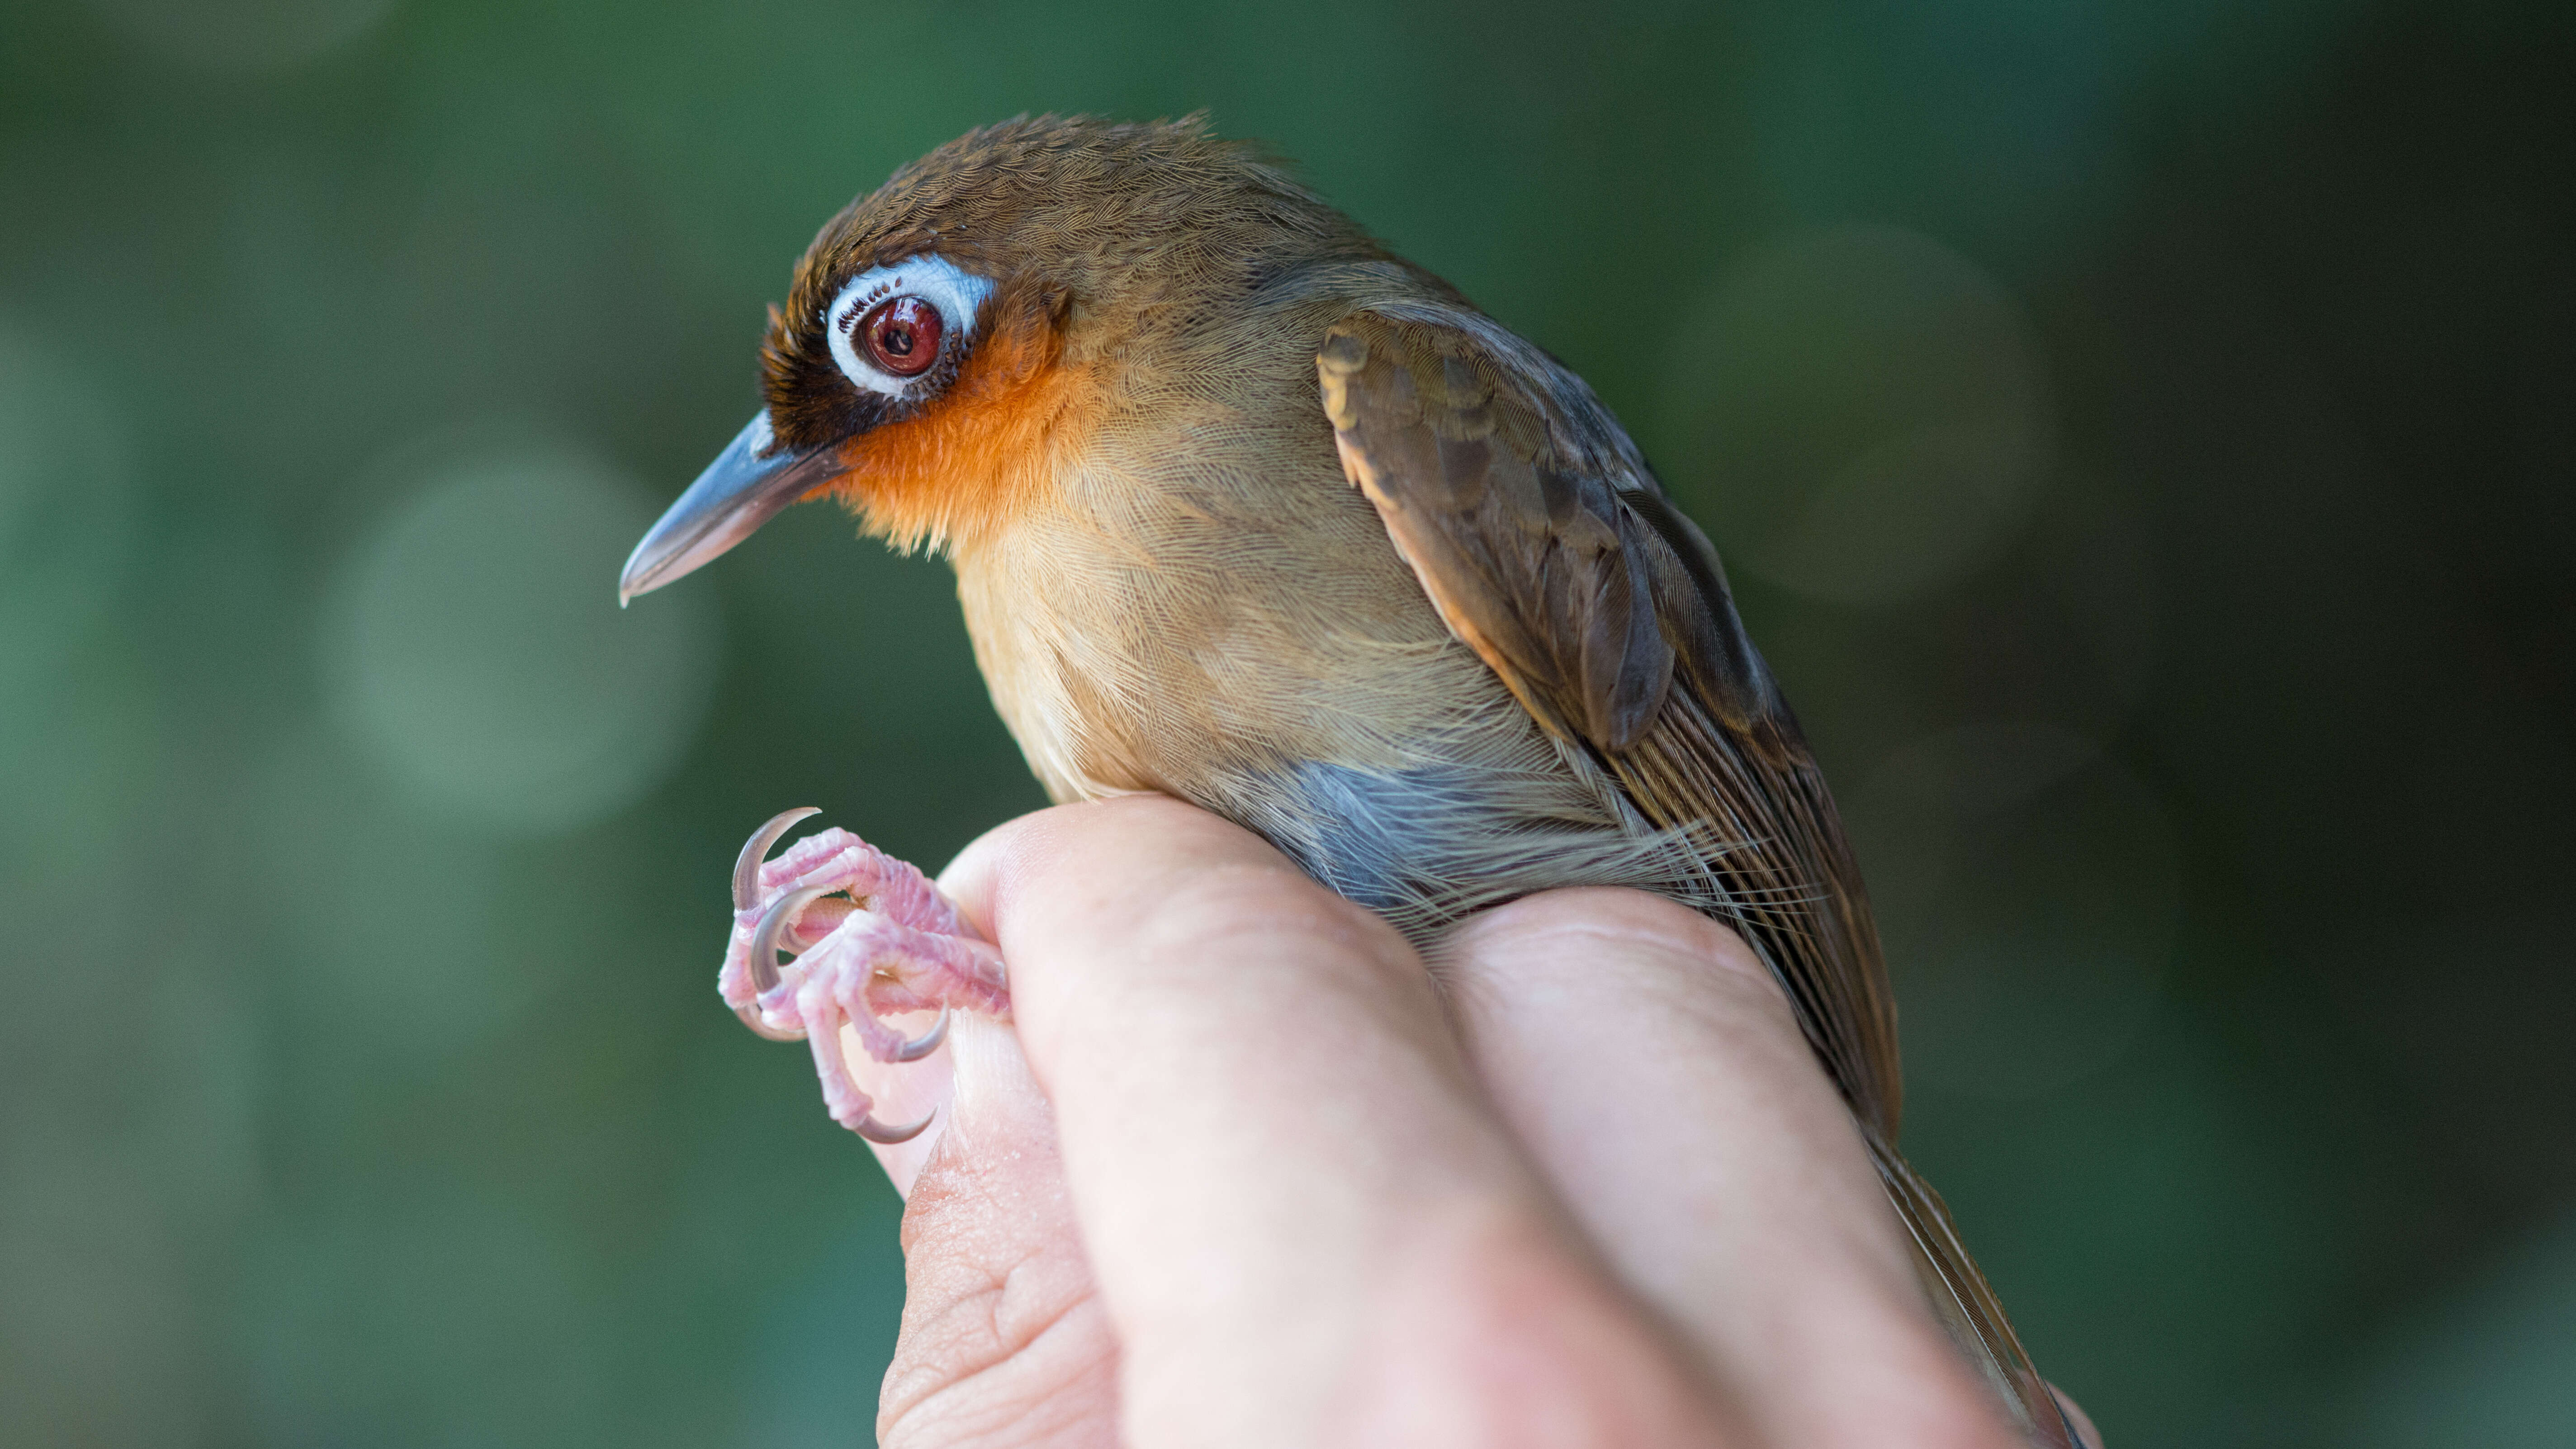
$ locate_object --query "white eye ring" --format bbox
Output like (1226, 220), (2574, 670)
(824, 256), (993, 398)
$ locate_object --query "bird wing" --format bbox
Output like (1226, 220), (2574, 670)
(1318, 307), (2079, 1446)
(1316, 307), (1898, 1117)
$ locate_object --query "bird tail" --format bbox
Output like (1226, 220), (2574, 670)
(1864, 1130), (2089, 1448)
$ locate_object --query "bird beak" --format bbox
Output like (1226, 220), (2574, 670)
(620, 410), (841, 604)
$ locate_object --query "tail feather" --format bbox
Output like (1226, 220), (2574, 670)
(1865, 1130), (2088, 1447)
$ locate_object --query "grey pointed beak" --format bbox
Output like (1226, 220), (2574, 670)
(619, 411), (842, 604)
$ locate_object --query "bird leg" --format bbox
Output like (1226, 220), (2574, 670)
(720, 809), (1012, 1143)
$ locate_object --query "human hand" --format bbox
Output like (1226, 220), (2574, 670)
(837, 795), (2092, 1448)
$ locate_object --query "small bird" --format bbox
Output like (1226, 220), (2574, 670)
(620, 115), (2081, 1446)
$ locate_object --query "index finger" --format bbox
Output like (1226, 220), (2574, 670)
(1438, 890), (2022, 1447)
(938, 796), (1736, 1449)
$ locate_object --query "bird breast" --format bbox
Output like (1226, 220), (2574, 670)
(950, 369), (1472, 801)
(943, 355), (1693, 941)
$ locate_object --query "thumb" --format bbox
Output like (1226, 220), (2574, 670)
(870, 1015), (1120, 1448)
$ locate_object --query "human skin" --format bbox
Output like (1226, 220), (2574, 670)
(829, 795), (2095, 1449)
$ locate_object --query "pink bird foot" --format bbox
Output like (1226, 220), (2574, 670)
(720, 808), (1012, 1143)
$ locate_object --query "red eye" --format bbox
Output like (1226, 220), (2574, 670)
(860, 295), (942, 378)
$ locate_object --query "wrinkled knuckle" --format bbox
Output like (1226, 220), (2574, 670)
(880, 1336), (1092, 1449)
(878, 1255), (1104, 1449)
(880, 1255), (1013, 1413)
(877, 1376), (1058, 1449)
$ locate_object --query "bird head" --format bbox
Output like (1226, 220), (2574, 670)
(619, 114), (1380, 601)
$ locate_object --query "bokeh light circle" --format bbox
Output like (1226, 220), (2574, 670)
(1660, 225), (2054, 606)
(325, 436), (720, 836)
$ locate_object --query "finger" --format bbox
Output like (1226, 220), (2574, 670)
(1437, 888), (2022, 1449)
(941, 797), (1740, 1449)
(871, 1014), (1121, 1449)
(2049, 1385), (2102, 1447)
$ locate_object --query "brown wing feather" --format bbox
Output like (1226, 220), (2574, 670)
(1316, 323), (1675, 750)
(1317, 311), (1902, 1122)
(1319, 310), (2083, 1448)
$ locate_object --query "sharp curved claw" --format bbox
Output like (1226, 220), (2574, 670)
(748, 882), (837, 994)
(892, 1006), (951, 1063)
(733, 806), (821, 912)
(854, 1108), (936, 1145)
(737, 881), (838, 1040)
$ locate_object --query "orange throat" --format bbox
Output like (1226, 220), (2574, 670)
(818, 316), (1086, 555)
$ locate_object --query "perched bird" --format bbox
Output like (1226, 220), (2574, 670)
(620, 115), (2082, 1446)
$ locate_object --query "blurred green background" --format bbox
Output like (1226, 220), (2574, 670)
(3, 0), (2570, 1443)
